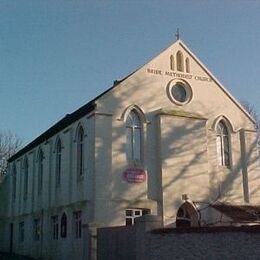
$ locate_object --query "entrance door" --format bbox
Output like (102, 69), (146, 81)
(9, 223), (13, 254)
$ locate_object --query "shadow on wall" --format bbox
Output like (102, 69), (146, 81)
(94, 74), (260, 227)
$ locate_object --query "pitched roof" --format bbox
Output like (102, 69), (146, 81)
(212, 204), (260, 222)
(8, 39), (256, 162)
(8, 67), (135, 163)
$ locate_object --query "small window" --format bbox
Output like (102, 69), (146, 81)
(33, 219), (41, 241)
(216, 120), (231, 167)
(125, 208), (150, 226)
(176, 51), (184, 72)
(19, 222), (24, 242)
(170, 55), (175, 70)
(51, 215), (59, 240)
(12, 164), (17, 201)
(56, 139), (62, 187)
(73, 211), (82, 238)
(60, 213), (67, 238)
(23, 157), (29, 199)
(38, 149), (44, 195)
(185, 58), (190, 73)
(77, 126), (85, 178)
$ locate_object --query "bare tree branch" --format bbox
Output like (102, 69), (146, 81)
(0, 130), (23, 178)
(241, 100), (260, 129)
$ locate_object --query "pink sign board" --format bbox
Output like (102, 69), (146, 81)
(123, 168), (146, 183)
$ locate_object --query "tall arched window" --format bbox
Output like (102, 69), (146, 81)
(185, 58), (190, 73)
(176, 51), (184, 72)
(60, 213), (67, 238)
(56, 138), (62, 187)
(77, 126), (85, 177)
(24, 157), (28, 199)
(216, 120), (231, 167)
(38, 149), (44, 195)
(126, 110), (142, 162)
(12, 164), (17, 201)
(170, 55), (175, 70)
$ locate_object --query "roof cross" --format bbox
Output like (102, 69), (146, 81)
(175, 28), (180, 40)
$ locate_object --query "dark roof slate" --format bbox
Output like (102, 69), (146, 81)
(8, 59), (138, 163)
(8, 102), (96, 162)
(212, 204), (260, 222)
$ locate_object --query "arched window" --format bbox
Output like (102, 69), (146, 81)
(176, 51), (184, 72)
(60, 213), (67, 238)
(170, 55), (175, 70)
(176, 207), (191, 227)
(12, 164), (17, 201)
(185, 58), (190, 73)
(77, 126), (85, 177)
(176, 202), (199, 228)
(56, 138), (62, 187)
(126, 110), (142, 162)
(216, 120), (231, 167)
(38, 149), (44, 195)
(24, 157), (28, 199)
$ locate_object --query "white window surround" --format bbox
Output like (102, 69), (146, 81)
(126, 110), (142, 163)
(77, 126), (85, 178)
(176, 50), (184, 72)
(216, 120), (231, 167)
(167, 79), (193, 106)
(125, 208), (150, 226)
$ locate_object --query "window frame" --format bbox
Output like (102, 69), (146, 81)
(55, 138), (62, 187)
(185, 57), (190, 73)
(77, 126), (85, 178)
(33, 218), (41, 241)
(125, 208), (150, 226)
(216, 120), (231, 168)
(19, 221), (25, 243)
(23, 157), (29, 200)
(126, 110), (143, 164)
(170, 55), (175, 70)
(73, 211), (82, 239)
(51, 215), (59, 240)
(176, 51), (184, 72)
(12, 164), (17, 201)
(60, 212), (67, 238)
(38, 149), (44, 195)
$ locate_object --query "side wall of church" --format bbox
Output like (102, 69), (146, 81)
(0, 115), (95, 259)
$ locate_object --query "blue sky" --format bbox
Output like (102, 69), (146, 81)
(0, 0), (260, 145)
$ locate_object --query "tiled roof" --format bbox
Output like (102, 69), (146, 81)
(212, 204), (260, 222)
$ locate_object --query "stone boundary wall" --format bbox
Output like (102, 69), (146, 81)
(146, 226), (260, 260)
(97, 215), (260, 260)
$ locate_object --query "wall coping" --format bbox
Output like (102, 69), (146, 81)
(151, 225), (260, 234)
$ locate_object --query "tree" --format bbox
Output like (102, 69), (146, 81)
(241, 101), (260, 163)
(0, 130), (23, 178)
(241, 101), (260, 130)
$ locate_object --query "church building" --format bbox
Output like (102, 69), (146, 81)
(0, 39), (260, 259)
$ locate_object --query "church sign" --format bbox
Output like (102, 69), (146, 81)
(146, 68), (212, 82)
(123, 168), (146, 183)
